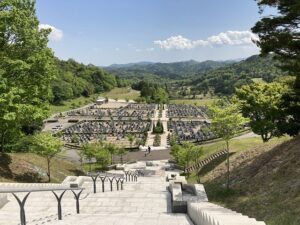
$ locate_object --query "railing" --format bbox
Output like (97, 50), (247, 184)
(86, 171), (139, 194)
(87, 172), (125, 193)
(0, 186), (84, 225)
(185, 150), (228, 173)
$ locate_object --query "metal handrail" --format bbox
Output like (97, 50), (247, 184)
(0, 186), (84, 225)
(86, 172), (125, 193)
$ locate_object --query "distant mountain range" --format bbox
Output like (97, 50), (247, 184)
(104, 54), (284, 95)
(108, 61), (154, 68)
(105, 59), (238, 80)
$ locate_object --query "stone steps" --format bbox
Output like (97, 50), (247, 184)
(41, 212), (194, 225)
(0, 174), (189, 225)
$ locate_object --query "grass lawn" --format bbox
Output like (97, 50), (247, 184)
(49, 87), (140, 115)
(187, 135), (298, 225)
(170, 98), (218, 106)
(49, 94), (98, 115)
(100, 87), (140, 100)
(188, 135), (291, 182)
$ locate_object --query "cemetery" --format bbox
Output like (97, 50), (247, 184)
(167, 120), (216, 143)
(167, 104), (208, 119)
(46, 101), (216, 148)
(56, 102), (155, 148)
(1, 0), (298, 224)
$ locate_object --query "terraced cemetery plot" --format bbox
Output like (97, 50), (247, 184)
(167, 120), (216, 143)
(167, 104), (208, 119)
(60, 103), (154, 148)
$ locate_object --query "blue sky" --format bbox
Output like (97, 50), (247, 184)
(36, 0), (267, 66)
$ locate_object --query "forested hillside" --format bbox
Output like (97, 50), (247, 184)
(106, 60), (234, 80)
(191, 54), (284, 95)
(51, 58), (127, 104)
(105, 54), (284, 97)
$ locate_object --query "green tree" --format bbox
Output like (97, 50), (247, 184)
(0, 0), (56, 151)
(235, 81), (288, 142)
(171, 142), (202, 175)
(82, 142), (110, 171)
(115, 147), (127, 164)
(209, 99), (248, 189)
(82, 143), (96, 172)
(105, 142), (117, 165)
(94, 146), (110, 171)
(252, 0), (300, 136)
(29, 132), (63, 182)
(127, 134), (135, 148)
(153, 120), (164, 134)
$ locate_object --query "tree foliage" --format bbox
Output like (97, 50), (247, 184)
(82, 142), (111, 171)
(51, 58), (120, 104)
(235, 81), (289, 142)
(153, 120), (164, 134)
(252, 0), (300, 136)
(132, 81), (169, 103)
(191, 55), (283, 95)
(171, 142), (202, 173)
(29, 132), (63, 182)
(0, 0), (55, 151)
(209, 99), (248, 189)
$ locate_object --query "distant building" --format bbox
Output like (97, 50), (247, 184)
(95, 97), (108, 105)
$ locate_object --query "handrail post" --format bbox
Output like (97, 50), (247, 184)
(99, 176), (106, 192)
(120, 178), (124, 190)
(12, 192), (31, 225)
(52, 190), (66, 220)
(71, 189), (83, 214)
(108, 177), (114, 191)
(116, 177), (120, 190)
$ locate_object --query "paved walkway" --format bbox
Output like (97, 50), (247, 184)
(143, 104), (170, 150)
(0, 162), (193, 225)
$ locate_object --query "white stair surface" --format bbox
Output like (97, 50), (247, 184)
(0, 173), (193, 225)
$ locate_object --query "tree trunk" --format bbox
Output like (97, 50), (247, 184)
(47, 157), (51, 183)
(0, 132), (6, 153)
(89, 159), (92, 172)
(226, 141), (230, 190)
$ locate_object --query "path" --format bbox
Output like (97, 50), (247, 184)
(143, 104), (170, 151)
(0, 162), (193, 225)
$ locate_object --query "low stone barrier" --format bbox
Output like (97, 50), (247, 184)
(169, 183), (186, 213)
(187, 202), (266, 225)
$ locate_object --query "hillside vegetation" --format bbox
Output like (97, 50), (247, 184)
(51, 58), (128, 105)
(189, 136), (300, 225)
(191, 54), (283, 95)
(0, 153), (82, 183)
(106, 60), (233, 80)
(105, 54), (284, 97)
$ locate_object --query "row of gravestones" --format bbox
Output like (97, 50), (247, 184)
(167, 120), (216, 143)
(167, 104), (207, 118)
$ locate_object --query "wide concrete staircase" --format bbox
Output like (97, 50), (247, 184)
(0, 175), (193, 225)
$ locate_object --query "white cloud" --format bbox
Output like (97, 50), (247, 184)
(115, 48), (120, 51)
(39, 24), (63, 42)
(154, 31), (258, 50)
